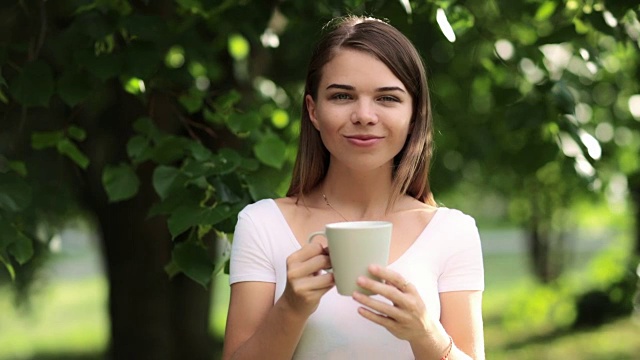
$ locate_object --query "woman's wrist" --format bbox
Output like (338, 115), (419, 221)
(409, 330), (453, 360)
(438, 336), (453, 360)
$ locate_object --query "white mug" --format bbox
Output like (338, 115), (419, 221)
(308, 221), (392, 296)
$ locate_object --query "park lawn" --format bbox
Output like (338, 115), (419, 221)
(485, 316), (640, 359)
(0, 277), (108, 360)
(0, 252), (638, 359)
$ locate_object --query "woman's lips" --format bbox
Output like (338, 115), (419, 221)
(344, 135), (383, 147)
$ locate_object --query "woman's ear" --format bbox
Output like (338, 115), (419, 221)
(305, 94), (320, 130)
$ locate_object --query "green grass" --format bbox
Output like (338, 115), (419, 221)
(0, 277), (108, 360)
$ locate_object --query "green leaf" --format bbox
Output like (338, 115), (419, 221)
(188, 142), (213, 162)
(151, 136), (189, 164)
(213, 148), (242, 174)
(57, 139), (90, 169)
(32, 131), (65, 149)
(203, 108), (225, 125)
(9, 60), (54, 107)
(164, 258), (181, 278)
(77, 51), (124, 81)
(102, 163), (140, 202)
(0, 89), (8, 104)
(213, 90), (241, 111)
(167, 205), (203, 238)
(0, 173), (33, 211)
(0, 217), (17, 248)
(213, 231), (232, 275)
(179, 89), (204, 114)
(447, 6), (475, 37)
(57, 70), (92, 107)
(8, 231), (33, 265)
(253, 135), (287, 169)
(127, 135), (152, 163)
(8, 161), (27, 177)
(152, 165), (182, 200)
(167, 204), (234, 239)
(227, 112), (262, 135)
(551, 81), (575, 114)
(182, 159), (216, 178)
(171, 241), (214, 287)
(201, 204), (235, 226)
(0, 252), (16, 281)
(132, 117), (162, 141)
(244, 171), (279, 200)
(240, 158), (259, 172)
(534, 1), (557, 22)
(211, 177), (241, 203)
(148, 187), (201, 218)
(67, 125), (87, 141)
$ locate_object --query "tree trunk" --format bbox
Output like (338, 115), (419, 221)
(94, 199), (215, 360)
(528, 223), (550, 282)
(80, 83), (215, 359)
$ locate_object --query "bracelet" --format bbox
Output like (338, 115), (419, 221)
(439, 336), (453, 360)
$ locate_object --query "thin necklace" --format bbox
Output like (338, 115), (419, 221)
(322, 193), (349, 222)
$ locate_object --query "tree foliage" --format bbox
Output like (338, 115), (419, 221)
(2, 0), (640, 286)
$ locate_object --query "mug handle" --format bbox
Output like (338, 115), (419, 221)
(307, 231), (332, 273)
(307, 231), (326, 244)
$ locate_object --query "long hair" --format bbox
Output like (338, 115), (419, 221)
(287, 16), (435, 207)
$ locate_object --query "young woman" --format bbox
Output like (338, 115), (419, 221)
(223, 16), (485, 360)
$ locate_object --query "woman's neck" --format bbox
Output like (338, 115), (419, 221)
(319, 164), (395, 220)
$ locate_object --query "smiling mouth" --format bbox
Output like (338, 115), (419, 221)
(345, 135), (383, 140)
(344, 135), (384, 146)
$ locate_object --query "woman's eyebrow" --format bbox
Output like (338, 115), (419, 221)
(375, 86), (406, 93)
(326, 84), (406, 93)
(326, 84), (354, 90)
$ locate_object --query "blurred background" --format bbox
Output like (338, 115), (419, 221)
(1, 0), (639, 359)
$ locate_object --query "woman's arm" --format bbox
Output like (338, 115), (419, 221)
(439, 290), (484, 359)
(222, 282), (306, 360)
(401, 291), (484, 360)
(222, 243), (334, 360)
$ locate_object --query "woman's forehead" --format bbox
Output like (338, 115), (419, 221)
(318, 49), (407, 91)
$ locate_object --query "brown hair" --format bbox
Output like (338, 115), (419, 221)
(287, 16), (435, 207)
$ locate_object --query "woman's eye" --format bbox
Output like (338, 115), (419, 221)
(379, 95), (399, 102)
(332, 93), (350, 100)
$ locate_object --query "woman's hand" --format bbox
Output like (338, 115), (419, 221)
(281, 242), (334, 318)
(352, 265), (435, 342)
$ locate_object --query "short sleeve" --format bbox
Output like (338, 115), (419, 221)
(229, 207), (276, 285)
(438, 213), (484, 292)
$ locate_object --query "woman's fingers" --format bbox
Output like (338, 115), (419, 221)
(287, 243), (332, 279)
(369, 264), (412, 292)
(351, 265), (432, 341)
(282, 243), (335, 317)
(355, 266), (411, 305)
(352, 289), (405, 319)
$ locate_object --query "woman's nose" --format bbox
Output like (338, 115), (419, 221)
(351, 99), (378, 125)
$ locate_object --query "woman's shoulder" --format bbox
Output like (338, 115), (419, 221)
(239, 198), (278, 217)
(435, 206), (475, 221)
(431, 206), (480, 243)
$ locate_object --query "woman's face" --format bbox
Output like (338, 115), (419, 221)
(306, 49), (413, 172)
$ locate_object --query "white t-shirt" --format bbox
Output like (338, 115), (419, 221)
(230, 199), (484, 360)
